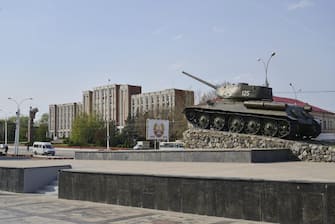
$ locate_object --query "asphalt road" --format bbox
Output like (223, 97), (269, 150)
(0, 145), (98, 158)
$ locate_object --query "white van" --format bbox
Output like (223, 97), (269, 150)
(32, 142), (55, 156)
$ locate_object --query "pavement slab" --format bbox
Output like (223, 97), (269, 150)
(0, 192), (272, 224)
(1, 159), (335, 183)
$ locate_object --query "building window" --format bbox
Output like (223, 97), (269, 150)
(166, 96), (170, 106)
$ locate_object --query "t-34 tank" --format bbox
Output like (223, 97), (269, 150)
(182, 71), (321, 139)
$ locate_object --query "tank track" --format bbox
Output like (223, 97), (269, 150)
(184, 108), (300, 139)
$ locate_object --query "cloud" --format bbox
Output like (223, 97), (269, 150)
(172, 34), (183, 40)
(288, 0), (314, 10)
(212, 26), (224, 33)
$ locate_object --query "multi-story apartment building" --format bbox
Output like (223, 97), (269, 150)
(86, 84), (141, 127)
(48, 102), (82, 139)
(131, 88), (194, 117)
(82, 90), (93, 115)
(49, 84), (141, 139)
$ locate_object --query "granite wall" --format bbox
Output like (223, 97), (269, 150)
(59, 170), (335, 223)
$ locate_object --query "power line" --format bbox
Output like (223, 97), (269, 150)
(275, 90), (335, 94)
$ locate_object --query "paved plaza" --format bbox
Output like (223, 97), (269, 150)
(1, 158), (334, 223)
(0, 191), (270, 224)
(1, 159), (335, 183)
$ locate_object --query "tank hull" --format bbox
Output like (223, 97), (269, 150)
(184, 101), (321, 139)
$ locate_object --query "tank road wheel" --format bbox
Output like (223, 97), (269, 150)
(278, 120), (291, 138)
(198, 114), (210, 129)
(228, 116), (244, 133)
(213, 116), (225, 131)
(185, 110), (197, 123)
(245, 118), (261, 135)
(263, 120), (278, 137)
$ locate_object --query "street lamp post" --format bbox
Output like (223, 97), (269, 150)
(289, 83), (298, 103)
(257, 51), (276, 87)
(0, 109), (8, 146)
(106, 79), (111, 150)
(8, 97), (33, 155)
(289, 83), (302, 104)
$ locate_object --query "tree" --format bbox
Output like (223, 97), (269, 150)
(199, 90), (217, 104)
(3, 116), (16, 143)
(0, 119), (14, 144)
(19, 116), (29, 142)
(133, 106), (189, 141)
(25, 113), (50, 142)
(198, 81), (230, 104)
(70, 114), (105, 146)
(119, 116), (137, 148)
(108, 120), (120, 147)
(34, 123), (49, 142)
(134, 111), (149, 140)
(0, 115), (36, 144)
(38, 113), (49, 125)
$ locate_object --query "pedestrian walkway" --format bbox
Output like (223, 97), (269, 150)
(0, 191), (271, 224)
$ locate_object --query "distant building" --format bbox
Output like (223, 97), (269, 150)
(48, 102), (82, 139)
(49, 84), (141, 139)
(273, 96), (335, 133)
(131, 88), (194, 139)
(86, 84), (141, 127)
(118, 85), (142, 127)
(82, 90), (93, 115)
(131, 88), (194, 117)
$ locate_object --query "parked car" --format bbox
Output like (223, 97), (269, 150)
(159, 141), (185, 150)
(133, 141), (151, 150)
(32, 142), (55, 156)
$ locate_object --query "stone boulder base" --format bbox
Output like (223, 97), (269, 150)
(183, 129), (335, 162)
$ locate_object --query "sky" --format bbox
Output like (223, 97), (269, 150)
(0, 0), (334, 119)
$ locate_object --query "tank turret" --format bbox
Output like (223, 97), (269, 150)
(181, 71), (321, 139)
(182, 71), (272, 101)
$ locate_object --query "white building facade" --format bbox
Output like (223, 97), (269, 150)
(131, 89), (194, 118)
(49, 84), (141, 139)
(48, 102), (82, 139)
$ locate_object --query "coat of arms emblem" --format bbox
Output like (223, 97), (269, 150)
(153, 123), (165, 138)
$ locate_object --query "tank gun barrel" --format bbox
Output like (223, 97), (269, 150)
(182, 71), (217, 90)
